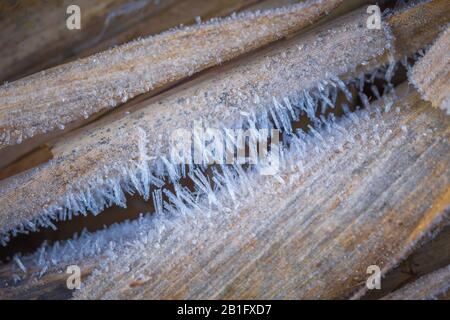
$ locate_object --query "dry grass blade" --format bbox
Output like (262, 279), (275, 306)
(382, 265), (450, 300)
(1, 85), (449, 299)
(0, 0), (342, 150)
(0, 0), (264, 83)
(0, 0), (449, 300)
(359, 222), (450, 299)
(409, 25), (450, 114)
(1, 2), (446, 245)
(73, 87), (450, 299)
(0, 4), (376, 241)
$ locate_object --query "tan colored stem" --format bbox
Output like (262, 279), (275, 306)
(0, 0), (261, 82)
(383, 265), (450, 300)
(0, 1), (447, 245)
(0, 0), (342, 150)
(1, 86), (449, 300)
(77, 88), (450, 299)
(409, 25), (450, 114)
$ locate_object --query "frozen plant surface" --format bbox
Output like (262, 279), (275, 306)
(68, 89), (447, 299)
(0, 0), (342, 149)
(0, 6), (395, 245)
(1, 0), (449, 301)
(5, 88), (398, 285)
(383, 265), (450, 300)
(4, 87), (449, 299)
(409, 24), (450, 114)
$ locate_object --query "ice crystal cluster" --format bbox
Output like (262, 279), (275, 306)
(0, 7), (394, 246)
(3, 52), (431, 295)
(3, 3), (431, 292)
(0, 0), (448, 301)
(15, 85), (411, 297)
(5, 57), (404, 283)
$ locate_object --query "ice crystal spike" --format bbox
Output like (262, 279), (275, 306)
(0, 0), (343, 150)
(13, 255), (26, 274)
(152, 189), (163, 216)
